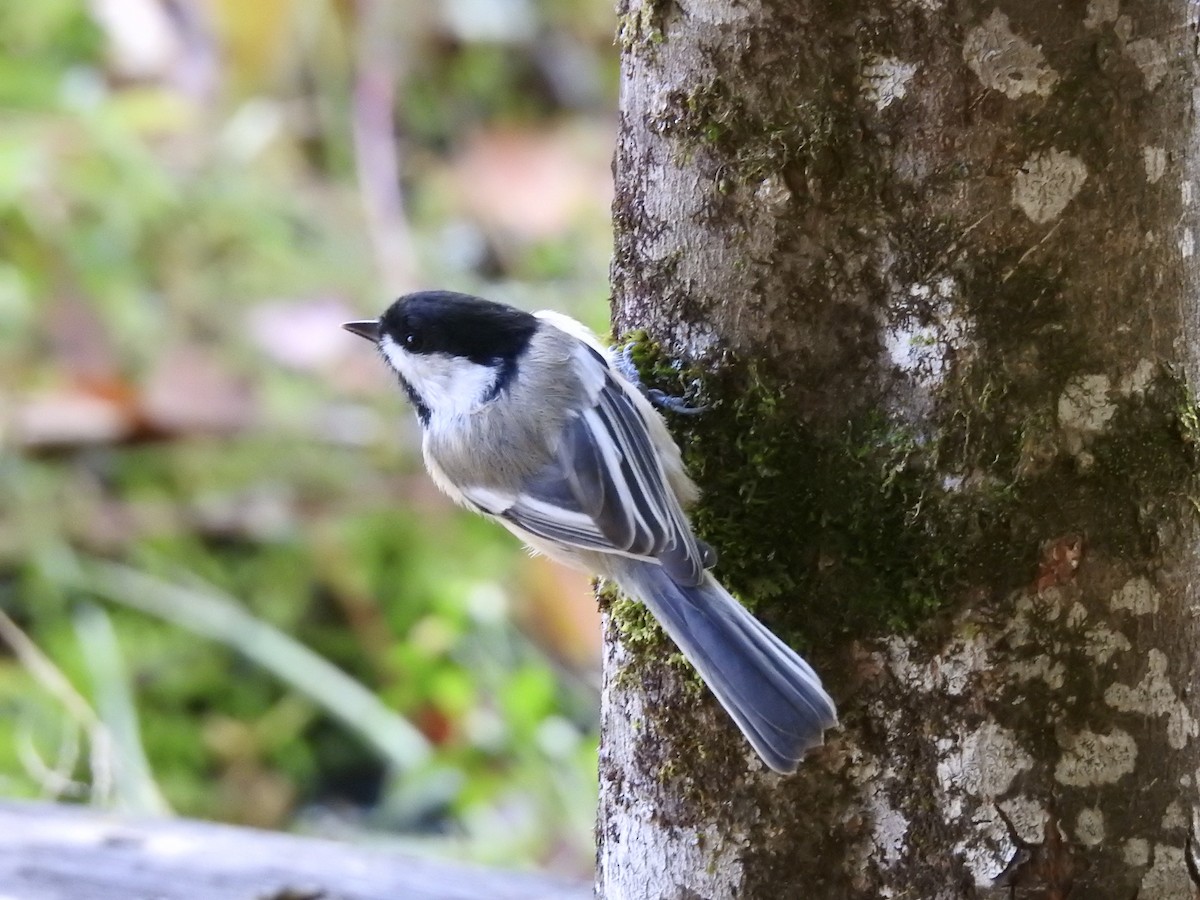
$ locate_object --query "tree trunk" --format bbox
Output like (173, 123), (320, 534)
(599, 1), (1200, 897)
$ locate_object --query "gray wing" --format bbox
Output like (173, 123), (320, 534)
(482, 356), (709, 586)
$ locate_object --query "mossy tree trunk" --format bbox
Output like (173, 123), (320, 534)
(599, 0), (1200, 897)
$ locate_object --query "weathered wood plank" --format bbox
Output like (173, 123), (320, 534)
(0, 801), (593, 900)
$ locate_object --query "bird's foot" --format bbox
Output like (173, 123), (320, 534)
(615, 345), (709, 416)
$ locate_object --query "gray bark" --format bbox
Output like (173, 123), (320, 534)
(0, 800), (590, 900)
(599, 0), (1200, 897)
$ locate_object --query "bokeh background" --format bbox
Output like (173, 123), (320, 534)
(0, 0), (617, 876)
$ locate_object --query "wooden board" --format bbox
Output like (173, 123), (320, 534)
(0, 801), (593, 900)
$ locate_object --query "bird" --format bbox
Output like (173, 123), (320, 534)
(343, 290), (837, 773)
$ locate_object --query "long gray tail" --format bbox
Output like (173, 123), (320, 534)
(616, 560), (837, 774)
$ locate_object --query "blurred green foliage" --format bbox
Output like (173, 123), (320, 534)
(0, 0), (615, 874)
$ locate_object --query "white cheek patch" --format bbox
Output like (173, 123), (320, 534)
(379, 335), (499, 420)
(379, 334), (411, 377)
(379, 335), (427, 402)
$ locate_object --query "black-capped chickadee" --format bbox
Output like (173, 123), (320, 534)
(344, 291), (837, 773)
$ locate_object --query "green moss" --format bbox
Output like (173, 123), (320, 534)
(610, 328), (1200, 659)
(610, 333), (968, 644)
(619, 327), (690, 385)
(616, 0), (668, 51)
(650, 76), (873, 197)
(681, 376), (981, 642)
(608, 594), (662, 652)
(604, 578), (706, 701)
(599, 336), (1200, 792)
(608, 335), (957, 644)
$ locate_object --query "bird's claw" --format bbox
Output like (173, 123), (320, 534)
(616, 345), (709, 416)
(646, 389), (709, 416)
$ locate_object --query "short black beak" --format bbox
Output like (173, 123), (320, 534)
(342, 320), (382, 342)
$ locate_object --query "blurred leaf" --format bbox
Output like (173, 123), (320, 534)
(106, 87), (196, 134)
(450, 126), (613, 240)
(0, 0), (102, 72)
(47, 555), (433, 773)
(515, 556), (599, 672)
(10, 385), (135, 449)
(73, 602), (169, 814)
(0, 58), (66, 109)
(246, 297), (359, 371)
(500, 666), (554, 737)
(211, 0), (294, 89)
(141, 345), (257, 436)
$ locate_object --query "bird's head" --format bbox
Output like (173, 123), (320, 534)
(343, 290), (538, 422)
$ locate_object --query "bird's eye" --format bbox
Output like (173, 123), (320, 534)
(404, 331), (422, 351)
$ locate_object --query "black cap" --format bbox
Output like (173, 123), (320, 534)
(378, 291), (538, 364)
